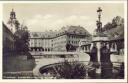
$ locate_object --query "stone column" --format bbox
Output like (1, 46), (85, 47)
(95, 42), (101, 74)
(97, 42), (101, 62)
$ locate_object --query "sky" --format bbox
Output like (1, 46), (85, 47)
(3, 3), (124, 34)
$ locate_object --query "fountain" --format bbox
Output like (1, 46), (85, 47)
(83, 7), (118, 78)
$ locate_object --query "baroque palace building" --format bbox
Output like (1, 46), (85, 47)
(29, 25), (91, 52)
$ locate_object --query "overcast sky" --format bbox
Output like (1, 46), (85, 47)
(3, 3), (124, 34)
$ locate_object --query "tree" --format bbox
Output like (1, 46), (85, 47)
(14, 20), (20, 31)
(14, 26), (30, 55)
(103, 22), (112, 31)
(112, 16), (123, 26)
(102, 16), (124, 32)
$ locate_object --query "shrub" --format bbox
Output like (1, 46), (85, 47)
(54, 60), (87, 79)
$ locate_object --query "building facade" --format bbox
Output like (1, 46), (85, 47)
(3, 9), (22, 56)
(3, 23), (15, 56)
(29, 25), (91, 52)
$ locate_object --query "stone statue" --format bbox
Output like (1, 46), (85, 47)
(96, 21), (102, 33)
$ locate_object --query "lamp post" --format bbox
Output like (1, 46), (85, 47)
(97, 7), (102, 23)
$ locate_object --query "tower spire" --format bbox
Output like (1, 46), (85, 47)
(10, 8), (16, 20)
(7, 9), (18, 33)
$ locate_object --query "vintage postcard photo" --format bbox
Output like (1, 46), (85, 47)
(2, 1), (127, 80)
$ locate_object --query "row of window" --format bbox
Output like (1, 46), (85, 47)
(52, 41), (66, 46)
(51, 35), (66, 42)
(68, 35), (85, 39)
(30, 42), (51, 45)
(30, 40), (80, 47)
(68, 40), (79, 45)
(30, 48), (52, 51)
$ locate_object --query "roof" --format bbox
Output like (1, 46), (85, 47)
(63, 25), (91, 36)
(3, 22), (14, 37)
(30, 25), (91, 38)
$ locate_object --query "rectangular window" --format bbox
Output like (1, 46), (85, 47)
(68, 41), (70, 44)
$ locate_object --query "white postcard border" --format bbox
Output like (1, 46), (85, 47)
(0, 0), (127, 82)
